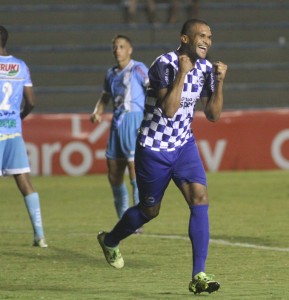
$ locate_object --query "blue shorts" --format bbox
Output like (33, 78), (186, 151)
(135, 137), (207, 207)
(0, 134), (30, 176)
(106, 111), (143, 161)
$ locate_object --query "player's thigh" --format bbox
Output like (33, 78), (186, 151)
(172, 138), (208, 205)
(135, 144), (172, 207)
(107, 158), (127, 185)
(106, 128), (123, 160)
(173, 138), (207, 187)
(127, 160), (136, 180)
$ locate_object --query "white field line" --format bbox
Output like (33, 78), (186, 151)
(2, 230), (289, 252)
(143, 234), (289, 253)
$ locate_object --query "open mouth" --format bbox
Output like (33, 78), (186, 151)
(198, 45), (207, 54)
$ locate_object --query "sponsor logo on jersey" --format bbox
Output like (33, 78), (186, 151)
(164, 67), (170, 84)
(180, 97), (194, 108)
(0, 119), (16, 128)
(0, 63), (20, 76)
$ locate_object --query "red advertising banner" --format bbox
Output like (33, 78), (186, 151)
(192, 109), (289, 171)
(22, 109), (289, 176)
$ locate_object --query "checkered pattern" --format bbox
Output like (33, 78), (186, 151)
(138, 51), (214, 151)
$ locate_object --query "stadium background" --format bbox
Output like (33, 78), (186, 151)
(1, 0), (288, 175)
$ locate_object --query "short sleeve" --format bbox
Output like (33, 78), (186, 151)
(200, 71), (214, 98)
(134, 63), (149, 87)
(148, 59), (175, 91)
(23, 63), (33, 87)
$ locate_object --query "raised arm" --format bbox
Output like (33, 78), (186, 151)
(201, 61), (228, 122)
(157, 55), (193, 118)
(90, 91), (110, 123)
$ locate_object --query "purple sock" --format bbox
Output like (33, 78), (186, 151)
(104, 204), (150, 247)
(189, 204), (210, 277)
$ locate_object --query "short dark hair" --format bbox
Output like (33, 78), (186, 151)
(180, 19), (209, 36)
(111, 34), (133, 47)
(0, 25), (8, 48)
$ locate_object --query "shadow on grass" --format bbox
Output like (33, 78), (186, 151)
(1, 246), (102, 264)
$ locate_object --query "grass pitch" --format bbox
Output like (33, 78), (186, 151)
(1, 170), (289, 299)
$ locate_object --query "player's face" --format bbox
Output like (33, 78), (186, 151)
(183, 23), (212, 60)
(112, 38), (132, 65)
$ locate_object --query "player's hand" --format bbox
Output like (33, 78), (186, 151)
(90, 113), (102, 123)
(213, 61), (227, 82)
(178, 55), (194, 75)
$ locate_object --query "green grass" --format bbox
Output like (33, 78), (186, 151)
(1, 171), (289, 299)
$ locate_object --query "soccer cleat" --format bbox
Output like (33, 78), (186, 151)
(189, 272), (220, 294)
(97, 231), (124, 269)
(33, 238), (48, 248)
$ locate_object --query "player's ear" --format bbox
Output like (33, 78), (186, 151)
(181, 34), (189, 44)
(129, 47), (133, 55)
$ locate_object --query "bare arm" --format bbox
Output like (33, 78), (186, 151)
(90, 91), (110, 123)
(20, 86), (35, 120)
(157, 55), (193, 118)
(201, 61), (228, 122)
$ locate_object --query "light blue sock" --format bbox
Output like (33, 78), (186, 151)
(24, 192), (45, 239)
(130, 178), (139, 206)
(112, 183), (129, 219)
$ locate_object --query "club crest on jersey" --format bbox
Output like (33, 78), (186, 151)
(0, 63), (20, 76)
(199, 76), (205, 85)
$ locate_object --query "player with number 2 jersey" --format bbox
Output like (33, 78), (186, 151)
(0, 25), (48, 248)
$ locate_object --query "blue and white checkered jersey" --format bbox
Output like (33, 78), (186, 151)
(104, 59), (149, 127)
(0, 55), (32, 135)
(138, 51), (214, 151)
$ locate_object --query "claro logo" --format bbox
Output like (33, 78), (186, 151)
(271, 129), (289, 169)
(26, 116), (110, 176)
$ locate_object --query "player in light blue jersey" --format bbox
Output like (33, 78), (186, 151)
(97, 19), (227, 294)
(0, 25), (47, 248)
(90, 34), (149, 221)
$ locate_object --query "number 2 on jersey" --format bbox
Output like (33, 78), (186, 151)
(0, 81), (13, 110)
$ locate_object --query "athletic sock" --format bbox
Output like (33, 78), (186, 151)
(130, 178), (139, 206)
(189, 204), (210, 277)
(104, 204), (150, 247)
(112, 183), (129, 219)
(24, 192), (45, 239)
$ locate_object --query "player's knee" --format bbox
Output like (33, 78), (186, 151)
(193, 193), (209, 205)
(140, 204), (160, 219)
(146, 210), (159, 219)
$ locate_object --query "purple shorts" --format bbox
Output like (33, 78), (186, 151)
(135, 137), (207, 207)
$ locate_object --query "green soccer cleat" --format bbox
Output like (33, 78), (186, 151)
(189, 272), (220, 295)
(33, 238), (48, 248)
(97, 231), (124, 269)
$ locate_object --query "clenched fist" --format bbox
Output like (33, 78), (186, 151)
(213, 61), (227, 82)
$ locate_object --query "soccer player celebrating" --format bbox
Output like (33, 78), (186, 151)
(0, 25), (47, 247)
(90, 35), (149, 220)
(97, 19), (227, 294)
